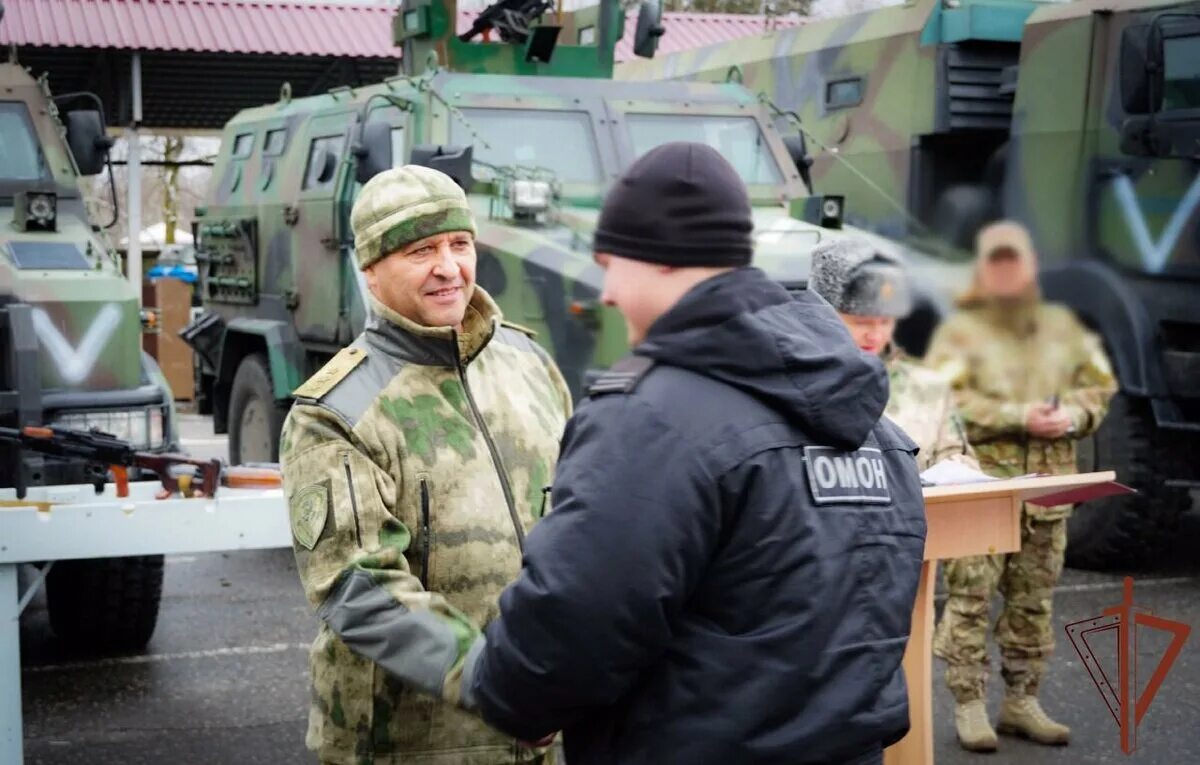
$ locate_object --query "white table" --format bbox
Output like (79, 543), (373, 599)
(0, 481), (292, 764)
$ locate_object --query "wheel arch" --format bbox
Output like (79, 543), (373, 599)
(216, 319), (305, 403)
(1039, 261), (1160, 399)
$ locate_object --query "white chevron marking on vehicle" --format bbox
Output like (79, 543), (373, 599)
(31, 303), (122, 385)
(1111, 172), (1200, 274)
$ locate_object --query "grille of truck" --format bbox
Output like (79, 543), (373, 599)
(935, 43), (1020, 133)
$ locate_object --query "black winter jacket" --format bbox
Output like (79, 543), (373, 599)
(468, 267), (927, 764)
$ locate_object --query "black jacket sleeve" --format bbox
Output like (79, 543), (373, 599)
(469, 396), (720, 740)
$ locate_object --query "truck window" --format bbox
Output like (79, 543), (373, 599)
(0, 102), (47, 181)
(1163, 34), (1200, 111)
(303, 134), (346, 191)
(626, 114), (784, 186)
(232, 132), (254, 158)
(450, 108), (602, 184)
(826, 78), (864, 110)
(263, 128), (288, 156)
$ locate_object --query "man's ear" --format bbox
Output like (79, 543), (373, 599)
(363, 263), (379, 293)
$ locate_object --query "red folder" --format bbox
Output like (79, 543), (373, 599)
(1023, 481), (1136, 507)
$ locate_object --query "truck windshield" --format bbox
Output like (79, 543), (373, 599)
(626, 114), (784, 186)
(451, 108), (602, 184)
(0, 102), (46, 181)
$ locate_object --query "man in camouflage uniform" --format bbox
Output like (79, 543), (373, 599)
(925, 220), (1117, 752)
(280, 165), (573, 765)
(808, 239), (976, 471)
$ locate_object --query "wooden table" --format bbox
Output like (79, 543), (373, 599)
(884, 471), (1122, 765)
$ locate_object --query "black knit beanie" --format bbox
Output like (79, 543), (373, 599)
(593, 141), (754, 267)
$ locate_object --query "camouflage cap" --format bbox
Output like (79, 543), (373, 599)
(808, 237), (913, 318)
(957, 219), (1041, 306)
(351, 165), (477, 269)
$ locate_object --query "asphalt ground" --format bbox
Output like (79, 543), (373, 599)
(14, 413), (1200, 764)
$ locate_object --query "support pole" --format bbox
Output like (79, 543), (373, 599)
(127, 52), (143, 300)
(0, 563), (23, 764)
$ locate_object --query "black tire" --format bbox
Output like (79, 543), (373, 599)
(1066, 393), (1193, 570)
(228, 353), (287, 465)
(46, 555), (164, 652)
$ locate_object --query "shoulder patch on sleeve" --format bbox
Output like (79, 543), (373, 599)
(291, 481), (330, 550)
(803, 446), (892, 505)
(587, 355), (656, 397)
(293, 346), (367, 401)
(500, 319), (538, 338)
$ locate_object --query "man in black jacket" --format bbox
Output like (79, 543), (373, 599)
(445, 142), (928, 764)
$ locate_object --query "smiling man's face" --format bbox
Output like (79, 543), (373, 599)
(365, 230), (477, 330)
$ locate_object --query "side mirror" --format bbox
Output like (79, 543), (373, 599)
(65, 110), (111, 176)
(354, 121), (394, 185)
(783, 135), (814, 194)
(634, 0), (665, 59)
(1120, 24), (1159, 115)
(410, 144), (474, 192)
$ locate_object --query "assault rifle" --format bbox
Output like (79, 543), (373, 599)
(0, 425), (281, 500)
(458, 0), (554, 44)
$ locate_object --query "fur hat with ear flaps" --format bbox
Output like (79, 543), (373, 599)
(808, 237), (914, 318)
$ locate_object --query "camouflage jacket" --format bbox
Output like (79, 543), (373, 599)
(281, 287), (572, 765)
(884, 347), (977, 472)
(924, 300), (1117, 519)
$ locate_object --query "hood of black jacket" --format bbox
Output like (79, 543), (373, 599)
(636, 267), (889, 450)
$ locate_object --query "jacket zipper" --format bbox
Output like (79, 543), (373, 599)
(537, 485), (551, 519)
(342, 453), (363, 548)
(454, 352), (524, 551)
(419, 477), (431, 589)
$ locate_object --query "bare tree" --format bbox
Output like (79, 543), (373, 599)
(83, 134), (214, 251)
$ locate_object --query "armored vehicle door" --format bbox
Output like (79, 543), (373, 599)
(291, 109), (355, 345)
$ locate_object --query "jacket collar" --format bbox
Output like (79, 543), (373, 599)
(366, 286), (502, 368)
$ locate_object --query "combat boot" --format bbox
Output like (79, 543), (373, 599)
(997, 694), (1070, 745)
(953, 699), (998, 752)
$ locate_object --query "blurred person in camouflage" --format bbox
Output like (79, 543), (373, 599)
(279, 165), (573, 765)
(808, 239), (977, 471)
(925, 220), (1117, 752)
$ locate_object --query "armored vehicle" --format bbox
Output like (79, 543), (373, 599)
(184, 0), (952, 467)
(1, 5), (178, 650)
(620, 0), (1200, 570)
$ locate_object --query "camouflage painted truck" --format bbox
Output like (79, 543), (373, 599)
(183, 0), (954, 466)
(620, 0), (1200, 570)
(0, 45), (180, 645)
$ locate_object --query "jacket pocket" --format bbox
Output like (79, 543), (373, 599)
(419, 476), (431, 590)
(342, 453), (363, 549)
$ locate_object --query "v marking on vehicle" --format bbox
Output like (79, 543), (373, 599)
(1111, 172), (1200, 274)
(31, 303), (122, 385)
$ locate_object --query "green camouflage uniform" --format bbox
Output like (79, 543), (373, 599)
(883, 347), (977, 472)
(925, 298), (1116, 702)
(282, 166), (572, 764)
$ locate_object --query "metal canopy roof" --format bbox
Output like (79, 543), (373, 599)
(0, 0), (800, 130)
(0, 0), (400, 129)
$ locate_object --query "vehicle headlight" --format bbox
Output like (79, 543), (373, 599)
(49, 408), (167, 450)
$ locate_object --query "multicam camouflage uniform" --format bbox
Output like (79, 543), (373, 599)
(281, 167), (572, 765)
(926, 294), (1116, 702)
(883, 347), (976, 472)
